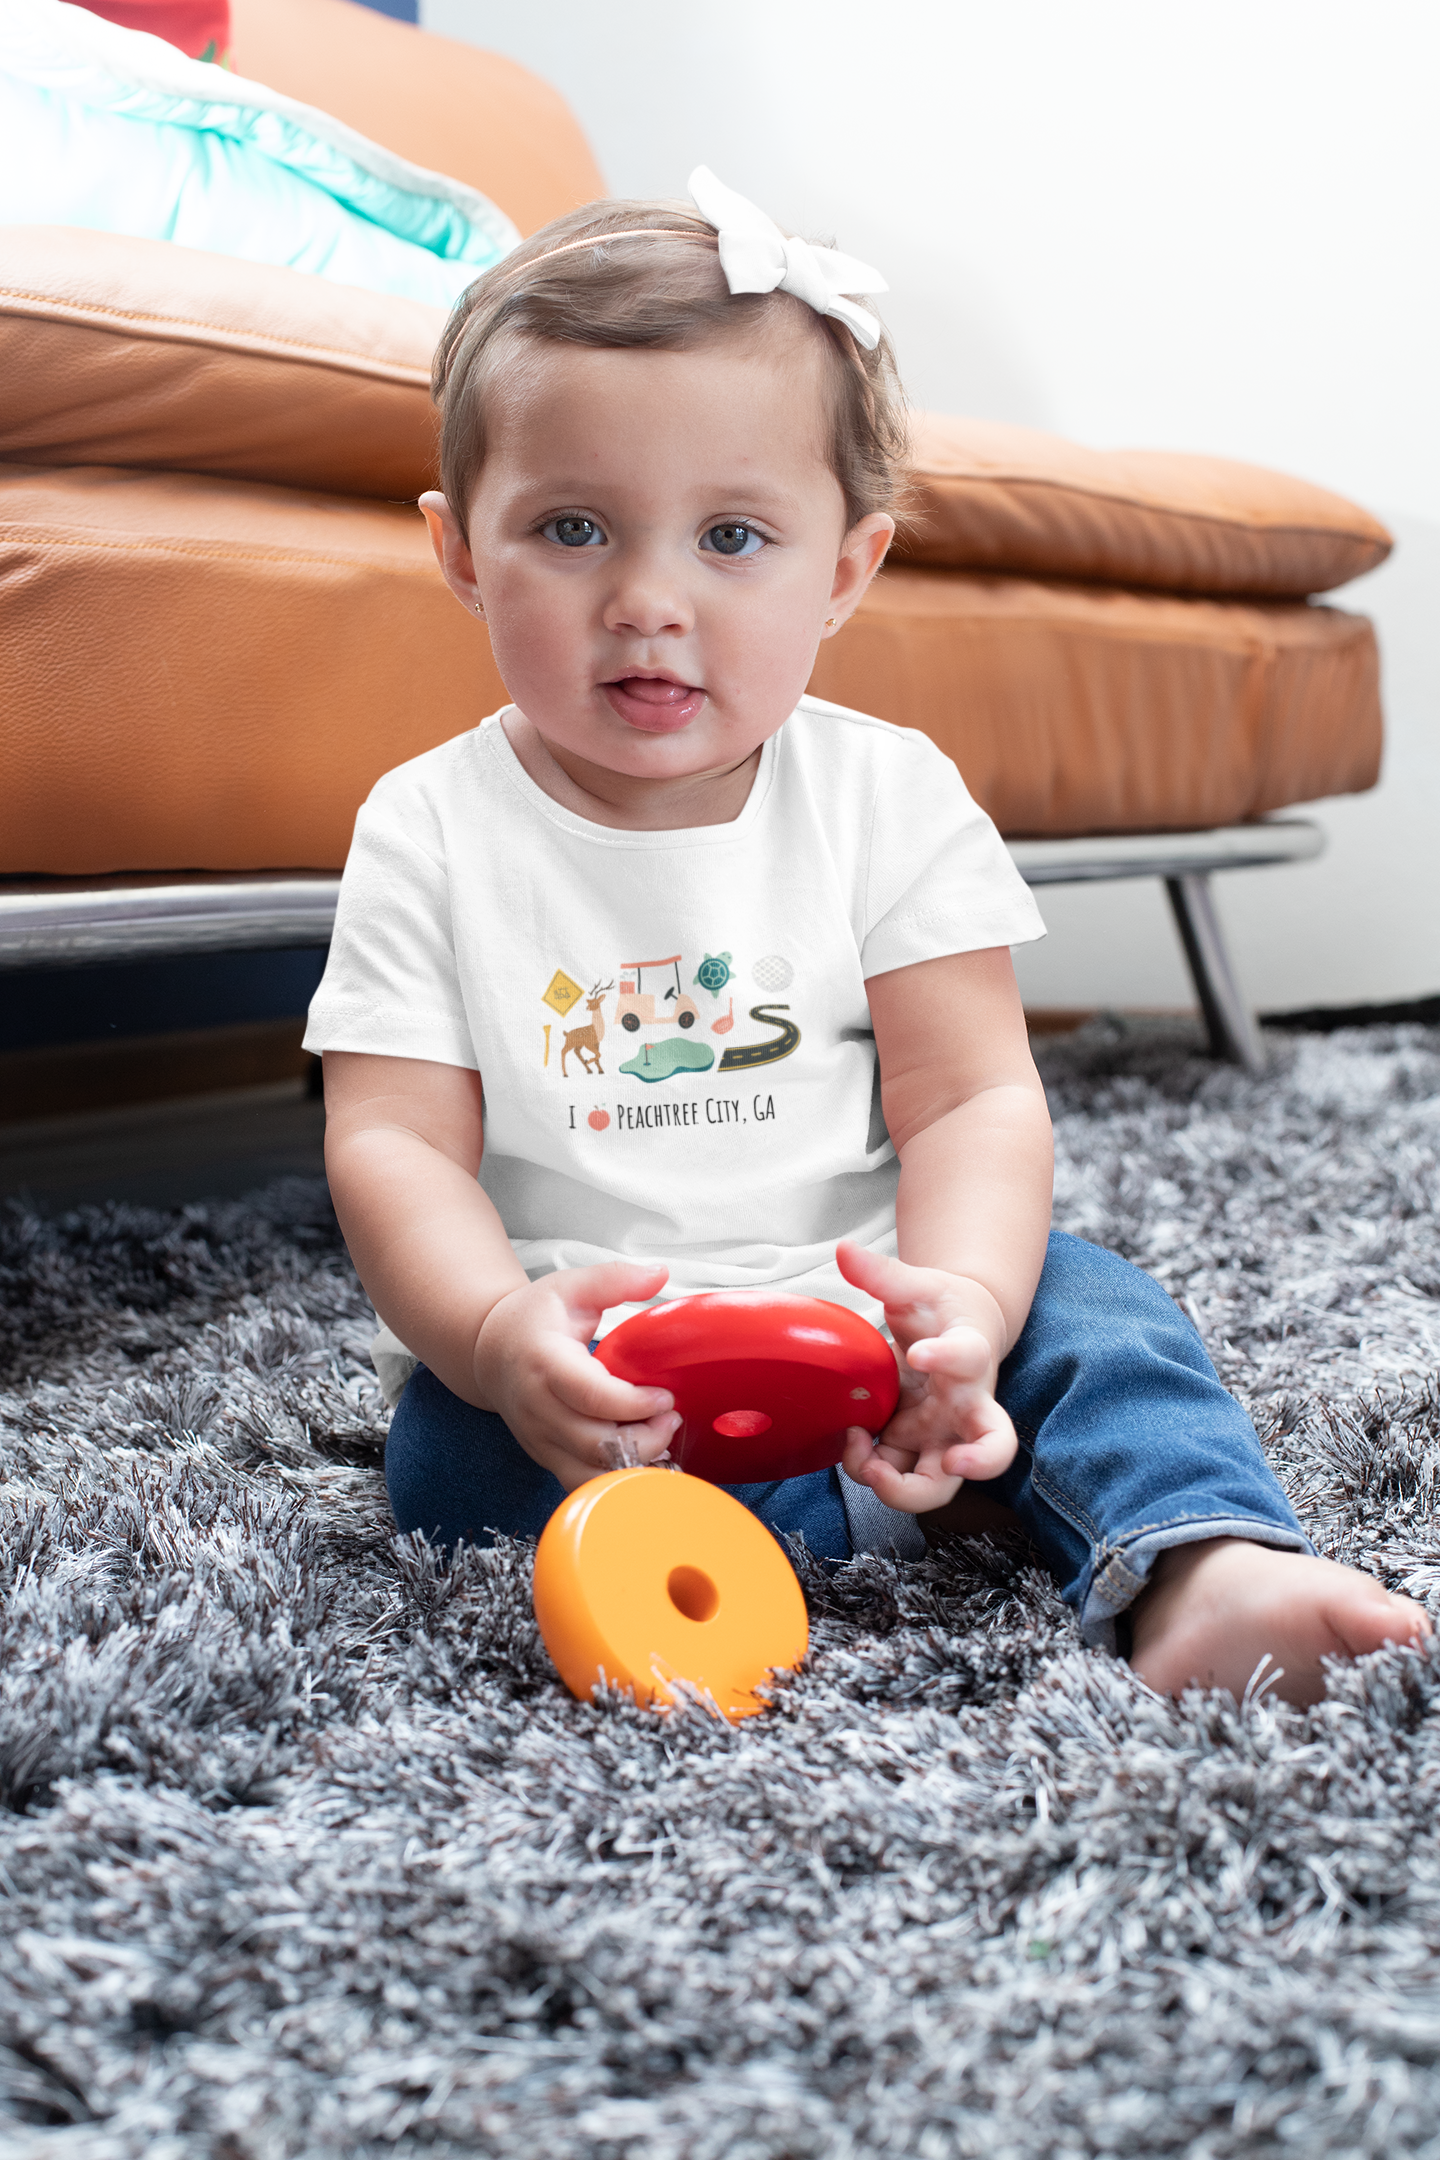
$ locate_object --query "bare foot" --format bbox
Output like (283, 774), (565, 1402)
(1129, 1537), (1432, 1707)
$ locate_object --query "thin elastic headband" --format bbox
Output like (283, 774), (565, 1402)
(525, 228), (712, 269)
(515, 172), (889, 351)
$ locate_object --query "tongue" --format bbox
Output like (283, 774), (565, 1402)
(614, 677), (694, 706)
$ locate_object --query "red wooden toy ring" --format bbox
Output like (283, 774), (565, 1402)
(594, 1290), (899, 1482)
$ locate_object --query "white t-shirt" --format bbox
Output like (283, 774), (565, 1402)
(304, 696), (1045, 1335)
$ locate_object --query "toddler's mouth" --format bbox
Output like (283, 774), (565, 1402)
(603, 674), (705, 733)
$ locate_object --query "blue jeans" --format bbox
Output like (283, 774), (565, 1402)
(385, 1231), (1311, 1649)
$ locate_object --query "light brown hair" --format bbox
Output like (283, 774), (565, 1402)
(432, 198), (909, 540)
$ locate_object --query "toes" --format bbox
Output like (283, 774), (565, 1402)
(1380, 1594), (1432, 1645)
(1329, 1588), (1432, 1658)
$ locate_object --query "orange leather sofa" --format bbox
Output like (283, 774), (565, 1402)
(0, 0), (1391, 883)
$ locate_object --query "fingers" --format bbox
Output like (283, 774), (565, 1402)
(887, 1319), (1018, 1481)
(844, 1341), (1020, 1513)
(878, 1377), (1017, 1475)
(533, 1406), (681, 1492)
(473, 1268), (679, 1491)
(525, 1339), (679, 1480)
(917, 1405), (1016, 1482)
(906, 1322), (992, 1385)
(551, 1259), (671, 1337)
(835, 1248), (1010, 1378)
(841, 1424), (960, 1515)
(547, 1333), (673, 1424)
(835, 1239), (935, 1315)
(938, 1416), (1019, 1482)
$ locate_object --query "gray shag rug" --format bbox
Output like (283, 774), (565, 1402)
(2, 1021), (1440, 2158)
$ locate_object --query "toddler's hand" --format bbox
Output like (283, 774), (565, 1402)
(473, 1262), (680, 1492)
(835, 1242), (1018, 1514)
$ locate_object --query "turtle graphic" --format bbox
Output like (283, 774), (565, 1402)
(693, 951), (733, 996)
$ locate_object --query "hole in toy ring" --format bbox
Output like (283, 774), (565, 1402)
(667, 1564), (720, 1623)
(711, 1409), (773, 1439)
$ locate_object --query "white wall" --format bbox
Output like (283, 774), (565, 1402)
(425, 0), (1440, 1011)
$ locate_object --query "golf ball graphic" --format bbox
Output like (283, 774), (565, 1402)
(751, 954), (794, 992)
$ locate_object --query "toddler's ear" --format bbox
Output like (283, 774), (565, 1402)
(419, 491), (482, 615)
(827, 511), (895, 629)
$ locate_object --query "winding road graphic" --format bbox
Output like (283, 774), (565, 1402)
(717, 1004), (801, 1072)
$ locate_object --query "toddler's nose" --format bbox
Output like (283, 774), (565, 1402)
(602, 552), (693, 641)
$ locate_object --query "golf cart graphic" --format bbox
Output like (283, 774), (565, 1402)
(541, 953), (802, 1088)
(615, 955), (700, 1033)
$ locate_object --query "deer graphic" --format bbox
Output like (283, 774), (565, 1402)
(561, 981), (614, 1078)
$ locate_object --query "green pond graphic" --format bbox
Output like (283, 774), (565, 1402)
(620, 1038), (717, 1084)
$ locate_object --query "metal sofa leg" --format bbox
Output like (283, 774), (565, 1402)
(1164, 872), (1266, 1073)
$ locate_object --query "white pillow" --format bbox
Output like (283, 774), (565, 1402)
(0, 0), (518, 305)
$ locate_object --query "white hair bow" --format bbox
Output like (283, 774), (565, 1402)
(688, 166), (887, 351)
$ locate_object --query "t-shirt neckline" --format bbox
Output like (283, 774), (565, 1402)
(481, 707), (781, 848)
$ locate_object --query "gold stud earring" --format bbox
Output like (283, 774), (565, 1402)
(474, 601), (484, 617)
(824, 615), (840, 629)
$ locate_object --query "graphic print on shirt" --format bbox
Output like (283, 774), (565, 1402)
(752, 953), (794, 992)
(541, 968), (585, 1019)
(611, 952), (712, 1082)
(556, 980), (614, 1079)
(539, 947), (802, 1114)
(619, 1037), (715, 1083)
(714, 1005), (800, 1070)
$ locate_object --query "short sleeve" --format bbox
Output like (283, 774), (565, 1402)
(859, 732), (1046, 978)
(301, 795), (478, 1069)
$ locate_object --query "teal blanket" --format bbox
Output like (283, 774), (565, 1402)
(0, 0), (517, 305)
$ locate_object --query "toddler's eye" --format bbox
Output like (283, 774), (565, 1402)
(701, 522), (765, 558)
(543, 516), (605, 548)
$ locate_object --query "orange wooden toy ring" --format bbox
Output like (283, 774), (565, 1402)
(533, 1467), (809, 1722)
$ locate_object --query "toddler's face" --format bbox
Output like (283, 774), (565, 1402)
(423, 334), (891, 797)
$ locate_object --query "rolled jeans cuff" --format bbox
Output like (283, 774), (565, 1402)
(1079, 1515), (1316, 1652)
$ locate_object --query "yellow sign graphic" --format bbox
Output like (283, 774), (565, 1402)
(542, 968), (584, 1018)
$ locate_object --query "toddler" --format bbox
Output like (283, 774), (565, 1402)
(306, 169), (1427, 1706)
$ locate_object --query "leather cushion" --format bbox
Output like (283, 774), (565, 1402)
(809, 565), (1381, 837)
(0, 465), (1379, 874)
(0, 227), (445, 499)
(0, 463), (504, 874)
(898, 412), (1392, 598)
(2, 230), (1391, 603)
